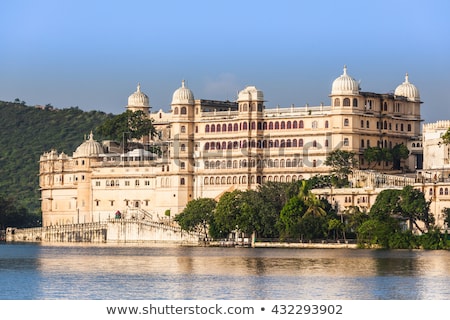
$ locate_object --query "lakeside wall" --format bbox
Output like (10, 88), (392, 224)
(5, 219), (201, 245)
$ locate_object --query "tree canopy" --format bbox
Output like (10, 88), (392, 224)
(96, 110), (156, 145)
(324, 150), (357, 186)
(0, 100), (112, 217)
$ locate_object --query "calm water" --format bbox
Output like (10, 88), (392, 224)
(1, 243), (450, 300)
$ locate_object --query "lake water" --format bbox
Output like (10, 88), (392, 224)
(1, 242), (450, 300)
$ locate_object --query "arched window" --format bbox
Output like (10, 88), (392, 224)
(180, 107), (187, 115)
(344, 118), (349, 126)
(361, 139), (365, 148)
(181, 144), (186, 151)
(211, 125), (215, 133)
(293, 120), (298, 129)
(263, 122), (268, 130)
(275, 122), (279, 129)
(222, 124), (227, 132)
(299, 139), (304, 147)
(274, 159), (279, 167)
(281, 121), (285, 129)
(287, 121), (291, 129)
(174, 107), (179, 115)
(280, 139), (285, 147)
(222, 142), (227, 150)
(445, 188), (449, 195)
(343, 98), (350, 106)
(234, 123), (239, 131)
(216, 124), (221, 132)
(334, 98), (340, 107)
(205, 124), (210, 133)
(292, 139), (297, 147)
(353, 98), (358, 107)
(204, 177), (209, 185)
(181, 126), (186, 133)
(227, 141), (233, 149)
(325, 120), (329, 128)
(242, 103), (248, 112)
(312, 121), (318, 129)
(228, 123), (233, 131)
(243, 122), (248, 130)
(361, 120), (364, 128)
(366, 121), (370, 128)
(286, 139), (292, 147)
(251, 121), (256, 130)
(299, 120), (304, 128)
(313, 140), (317, 147)
(325, 139), (329, 147)
(180, 178), (185, 185)
(269, 122), (274, 130)
(440, 188), (444, 195)
(204, 142), (210, 150)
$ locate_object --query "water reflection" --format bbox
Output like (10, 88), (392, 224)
(1, 243), (450, 299)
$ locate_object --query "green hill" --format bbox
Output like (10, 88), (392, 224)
(0, 101), (113, 218)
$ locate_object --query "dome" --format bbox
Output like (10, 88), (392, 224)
(331, 66), (360, 95)
(394, 73), (420, 102)
(74, 132), (103, 158)
(237, 86), (264, 102)
(171, 80), (194, 105)
(128, 83), (149, 107)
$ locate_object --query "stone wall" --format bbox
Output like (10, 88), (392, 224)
(5, 219), (201, 245)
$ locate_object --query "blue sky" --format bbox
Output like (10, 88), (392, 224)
(1, 0), (449, 123)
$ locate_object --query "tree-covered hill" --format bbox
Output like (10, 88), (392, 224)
(0, 101), (113, 218)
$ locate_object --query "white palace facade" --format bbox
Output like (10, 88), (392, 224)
(39, 67), (424, 227)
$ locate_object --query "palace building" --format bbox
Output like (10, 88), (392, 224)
(39, 67), (423, 226)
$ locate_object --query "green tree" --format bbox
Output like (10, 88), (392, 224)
(363, 146), (392, 169)
(0, 195), (41, 229)
(443, 207), (450, 228)
(391, 144), (410, 170)
(277, 196), (306, 239)
(96, 110), (156, 148)
(399, 185), (433, 233)
(441, 127), (450, 145)
(174, 198), (216, 239)
(213, 190), (243, 238)
(324, 150), (357, 186)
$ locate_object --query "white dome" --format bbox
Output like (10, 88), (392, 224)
(237, 86), (264, 102)
(74, 132), (103, 158)
(128, 83), (149, 107)
(171, 80), (194, 105)
(331, 66), (360, 95)
(394, 73), (420, 102)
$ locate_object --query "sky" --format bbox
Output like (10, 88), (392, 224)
(0, 0), (449, 123)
